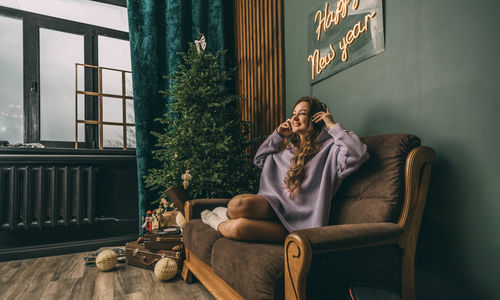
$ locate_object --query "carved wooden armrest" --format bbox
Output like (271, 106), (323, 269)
(184, 198), (231, 222)
(284, 222), (403, 300)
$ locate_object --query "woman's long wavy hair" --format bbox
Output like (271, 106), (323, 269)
(281, 96), (326, 197)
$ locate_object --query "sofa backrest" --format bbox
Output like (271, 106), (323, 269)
(331, 133), (421, 225)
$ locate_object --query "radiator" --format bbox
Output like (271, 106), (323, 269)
(0, 165), (96, 231)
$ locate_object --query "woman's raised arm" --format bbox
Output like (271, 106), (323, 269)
(253, 119), (292, 169)
(253, 130), (284, 169)
(328, 123), (369, 177)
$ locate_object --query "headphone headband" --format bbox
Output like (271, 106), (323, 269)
(320, 102), (327, 112)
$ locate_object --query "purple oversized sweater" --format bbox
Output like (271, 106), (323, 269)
(254, 123), (369, 232)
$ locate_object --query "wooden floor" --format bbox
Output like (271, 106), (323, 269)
(0, 248), (214, 300)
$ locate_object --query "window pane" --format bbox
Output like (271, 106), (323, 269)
(0, 0), (128, 32)
(101, 69), (123, 96)
(103, 125), (123, 148)
(102, 97), (122, 123)
(40, 28), (84, 142)
(76, 64), (85, 92)
(125, 72), (133, 97)
(126, 126), (136, 149)
(102, 125), (135, 149)
(77, 94), (85, 121)
(0, 15), (23, 145)
(126, 100), (134, 123)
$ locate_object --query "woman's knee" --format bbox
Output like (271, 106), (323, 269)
(219, 218), (251, 240)
(227, 194), (252, 218)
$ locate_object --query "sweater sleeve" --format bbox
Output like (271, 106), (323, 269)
(328, 123), (370, 177)
(253, 129), (284, 169)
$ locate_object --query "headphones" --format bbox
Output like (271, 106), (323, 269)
(320, 102), (327, 112)
(310, 102), (328, 130)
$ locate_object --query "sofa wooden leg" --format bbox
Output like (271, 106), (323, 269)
(182, 263), (194, 283)
(401, 248), (416, 300)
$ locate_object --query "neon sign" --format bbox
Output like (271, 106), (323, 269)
(307, 0), (384, 83)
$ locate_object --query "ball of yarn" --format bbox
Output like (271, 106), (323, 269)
(176, 212), (186, 228)
(154, 258), (178, 281)
(96, 249), (117, 271)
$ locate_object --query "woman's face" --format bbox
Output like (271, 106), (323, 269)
(291, 101), (310, 135)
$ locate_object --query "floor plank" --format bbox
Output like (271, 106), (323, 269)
(0, 248), (214, 300)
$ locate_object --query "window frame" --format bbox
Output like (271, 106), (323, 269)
(0, 5), (131, 150)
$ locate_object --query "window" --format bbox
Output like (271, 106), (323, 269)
(0, 15), (23, 145)
(0, 0), (133, 149)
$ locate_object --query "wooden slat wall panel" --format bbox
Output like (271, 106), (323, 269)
(235, 0), (285, 144)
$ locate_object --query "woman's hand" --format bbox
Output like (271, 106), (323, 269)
(312, 107), (335, 130)
(277, 118), (292, 137)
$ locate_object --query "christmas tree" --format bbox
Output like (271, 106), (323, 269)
(145, 40), (260, 205)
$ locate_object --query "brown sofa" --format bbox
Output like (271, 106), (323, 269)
(179, 133), (435, 300)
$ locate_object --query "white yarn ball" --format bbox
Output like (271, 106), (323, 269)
(154, 258), (178, 281)
(96, 249), (117, 271)
(176, 212), (186, 228)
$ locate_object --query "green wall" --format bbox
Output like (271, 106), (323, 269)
(285, 0), (500, 299)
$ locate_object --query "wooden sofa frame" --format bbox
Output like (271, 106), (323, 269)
(179, 146), (435, 300)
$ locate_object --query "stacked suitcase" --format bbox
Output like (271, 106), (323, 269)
(125, 227), (184, 275)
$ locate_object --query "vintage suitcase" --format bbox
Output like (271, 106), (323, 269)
(125, 241), (184, 274)
(143, 230), (183, 250)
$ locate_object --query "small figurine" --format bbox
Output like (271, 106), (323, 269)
(160, 197), (169, 209)
(141, 210), (153, 233)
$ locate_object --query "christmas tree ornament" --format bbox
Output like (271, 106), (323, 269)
(96, 249), (118, 271)
(194, 35), (207, 53)
(154, 258), (178, 281)
(181, 170), (192, 190)
(176, 211), (186, 228)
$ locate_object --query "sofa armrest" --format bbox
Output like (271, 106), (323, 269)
(284, 222), (403, 300)
(294, 222), (403, 253)
(184, 198), (231, 222)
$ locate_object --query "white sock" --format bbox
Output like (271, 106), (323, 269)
(212, 207), (229, 222)
(201, 210), (223, 231)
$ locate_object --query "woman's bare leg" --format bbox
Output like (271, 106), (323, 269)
(212, 193), (288, 242)
(218, 218), (288, 243)
(227, 194), (276, 220)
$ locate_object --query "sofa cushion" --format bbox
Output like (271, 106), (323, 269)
(183, 219), (223, 266)
(211, 238), (284, 300)
(332, 134), (421, 224)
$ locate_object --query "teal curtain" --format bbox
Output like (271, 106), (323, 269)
(127, 0), (234, 231)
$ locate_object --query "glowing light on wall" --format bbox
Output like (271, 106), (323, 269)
(306, 0), (384, 84)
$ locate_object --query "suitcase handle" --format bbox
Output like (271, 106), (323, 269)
(139, 254), (159, 266)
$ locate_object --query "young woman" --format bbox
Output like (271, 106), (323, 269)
(201, 96), (369, 242)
